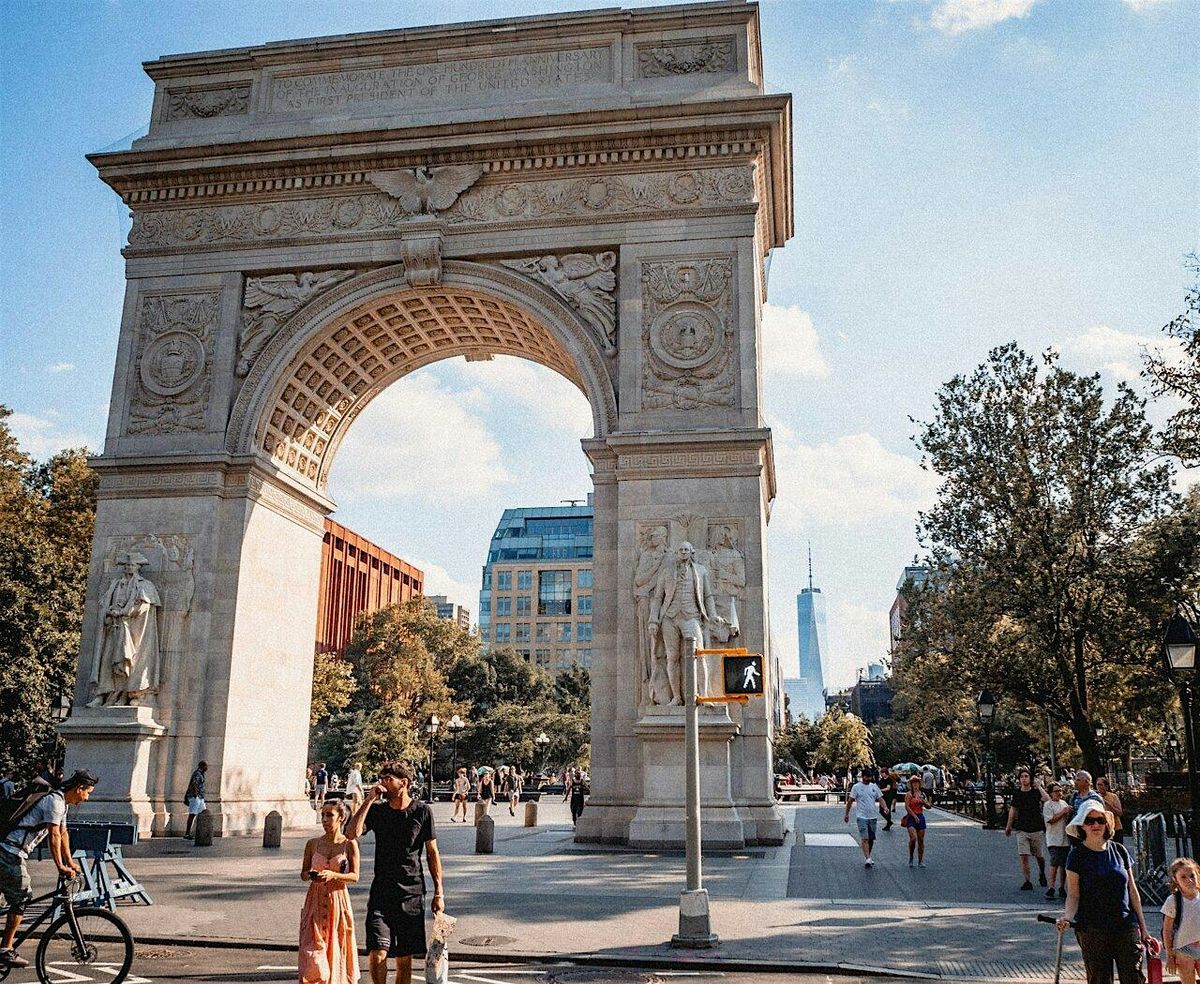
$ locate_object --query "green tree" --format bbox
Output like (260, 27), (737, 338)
(445, 645), (555, 717)
(552, 664), (590, 715)
(1143, 254), (1200, 466)
(815, 707), (872, 771)
(309, 649), (357, 726)
(912, 344), (1191, 775)
(455, 702), (589, 773)
(0, 407), (97, 776)
(772, 716), (819, 774)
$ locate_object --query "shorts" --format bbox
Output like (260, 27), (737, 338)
(187, 796), (206, 816)
(0, 849), (33, 913)
(366, 894), (427, 957)
(1178, 941), (1200, 960)
(1016, 830), (1045, 856)
(856, 817), (877, 841)
(452, 793), (467, 803)
(903, 813), (927, 830)
(1048, 845), (1069, 867)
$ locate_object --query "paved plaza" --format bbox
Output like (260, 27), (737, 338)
(19, 801), (1156, 982)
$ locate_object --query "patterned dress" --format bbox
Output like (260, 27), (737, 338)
(298, 848), (359, 984)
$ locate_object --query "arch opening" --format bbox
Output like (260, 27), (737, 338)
(238, 264), (616, 494)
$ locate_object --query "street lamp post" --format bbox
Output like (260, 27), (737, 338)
(1163, 607), (1199, 851)
(976, 687), (999, 830)
(425, 714), (440, 802)
(448, 714), (465, 778)
(50, 694), (71, 722)
(534, 731), (550, 776)
(1166, 733), (1181, 771)
(1095, 721), (1108, 780)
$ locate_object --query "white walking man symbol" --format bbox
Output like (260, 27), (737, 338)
(741, 662), (761, 691)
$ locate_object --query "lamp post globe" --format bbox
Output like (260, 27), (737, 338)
(976, 688), (999, 829)
(1163, 605), (1200, 852)
(534, 730), (551, 776)
(448, 714), (465, 778)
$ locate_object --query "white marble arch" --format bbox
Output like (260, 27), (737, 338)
(228, 261), (619, 493)
(63, 1), (791, 846)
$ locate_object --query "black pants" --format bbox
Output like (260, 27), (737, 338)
(1075, 926), (1145, 984)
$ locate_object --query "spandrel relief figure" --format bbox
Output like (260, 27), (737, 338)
(633, 525), (668, 704)
(88, 551), (161, 707)
(647, 542), (719, 705)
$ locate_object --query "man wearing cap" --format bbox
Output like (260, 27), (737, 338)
(0, 769), (97, 969)
(349, 762), (444, 984)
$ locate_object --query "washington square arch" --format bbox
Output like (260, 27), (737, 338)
(63, 0), (794, 850)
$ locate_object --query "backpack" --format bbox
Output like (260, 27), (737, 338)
(0, 789), (54, 842)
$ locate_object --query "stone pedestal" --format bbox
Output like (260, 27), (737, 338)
(626, 707), (745, 850)
(60, 706), (165, 835)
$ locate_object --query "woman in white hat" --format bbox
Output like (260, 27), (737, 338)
(1055, 799), (1158, 983)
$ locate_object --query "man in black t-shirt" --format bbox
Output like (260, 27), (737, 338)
(1004, 768), (1049, 891)
(349, 762), (445, 984)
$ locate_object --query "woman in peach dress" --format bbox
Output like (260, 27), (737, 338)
(299, 800), (360, 984)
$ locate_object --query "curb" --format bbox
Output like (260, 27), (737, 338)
(130, 935), (941, 979)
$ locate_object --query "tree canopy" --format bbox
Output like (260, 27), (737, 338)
(1143, 254), (1200, 466)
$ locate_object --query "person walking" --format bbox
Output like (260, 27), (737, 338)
(878, 769), (898, 831)
(345, 763), (365, 815)
(314, 763), (329, 807)
(1005, 768), (1049, 891)
(502, 767), (520, 817)
(843, 768), (885, 868)
(1096, 777), (1125, 844)
(349, 763), (444, 984)
(567, 768), (587, 826)
(1163, 857), (1200, 984)
(477, 769), (495, 813)
(0, 769), (95, 970)
(450, 769), (470, 823)
(184, 761), (207, 838)
(1043, 781), (1072, 900)
(902, 774), (929, 868)
(299, 800), (360, 984)
(921, 765), (937, 807)
(1056, 800), (1157, 984)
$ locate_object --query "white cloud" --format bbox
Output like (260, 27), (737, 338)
(762, 304), (832, 379)
(1060, 324), (1186, 381)
(328, 373), (511, 502)
(1122, 0), (1171, 9)
(931, 0), (1038, 36)
(448, 355), (593, 437)
(6, 411), (98, 459)
(827, 600), (893, 689)
(771, 428), (940, 527)
(408, 557), (480, 623)
(46, 362), (75, 374)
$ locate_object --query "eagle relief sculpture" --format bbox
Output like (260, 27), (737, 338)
(366, 164), (486, 215)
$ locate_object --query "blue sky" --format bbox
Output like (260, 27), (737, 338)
(1, 0), (1195, 686)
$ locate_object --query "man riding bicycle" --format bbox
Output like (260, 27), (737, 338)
(0, 769), (97, 969)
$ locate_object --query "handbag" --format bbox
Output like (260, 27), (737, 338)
(900, 814), (910, 827)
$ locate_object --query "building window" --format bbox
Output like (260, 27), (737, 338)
(577, 569), (593, 588)
(538, 570), (572, 616)
(554, 648), (573, 669)
(517, 648), (531, 662)
(496, 597), (512, 617)
(496, 570), (512, 591)
(517, 570), (532, 591)
(494, 623), (511, 644)
(556, 623), (571, 643)
(576, 622), (592, 642)
(515, 623), (531, 643)
(577, 595), (592, 615)
(480, 626), (491, 642)
(536, 623), (551, 643)
(516, 596), (532, 616)
(481, 569), (492, 589)
(535, 649), (552, 668)
(577, 648), (593, 667)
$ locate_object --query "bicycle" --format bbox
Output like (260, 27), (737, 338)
(0, 874), (133, 983)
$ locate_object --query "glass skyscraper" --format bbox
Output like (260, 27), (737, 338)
(478, 496), (594, 674)
(794, 551), (829, 722)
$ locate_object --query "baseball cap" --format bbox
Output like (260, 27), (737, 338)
(62, 769), (99, 790)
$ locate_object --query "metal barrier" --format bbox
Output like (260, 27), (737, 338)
(37, 821), (152, 912)
(1131, 811), (1193, 906)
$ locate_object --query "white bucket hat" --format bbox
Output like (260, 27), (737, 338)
(1065, 799), (1112, 841)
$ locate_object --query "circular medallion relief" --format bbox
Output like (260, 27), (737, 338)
(648, 302), (724, 370)
(140, 331), (205, 397)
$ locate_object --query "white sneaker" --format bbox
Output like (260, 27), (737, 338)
(865, 857), (874, 867)
(919, 861), (926, 868)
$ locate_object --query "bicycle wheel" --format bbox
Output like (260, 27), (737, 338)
(35, 906), (133, 984)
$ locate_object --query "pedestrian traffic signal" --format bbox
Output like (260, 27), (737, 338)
(722, 653), (765, 697)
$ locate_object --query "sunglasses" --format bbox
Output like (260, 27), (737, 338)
(1082, 816), (1107, 826)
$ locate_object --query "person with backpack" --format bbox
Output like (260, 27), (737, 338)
(1163, 857), (1200, 984)
(0, 768), (97, 970)
(1056, 799), (1158, 983)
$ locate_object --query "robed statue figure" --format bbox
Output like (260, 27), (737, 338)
(89, 551), (161, 707)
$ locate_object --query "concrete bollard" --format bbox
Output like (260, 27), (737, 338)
(473, 800), (489, 824)
(523, 800), (538, 828)
(263, 810), (282, 848)
(193, 809), (214, 847)
(475, 813), (494, 854)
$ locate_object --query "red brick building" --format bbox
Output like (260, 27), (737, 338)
(315, 518), (424, 653)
